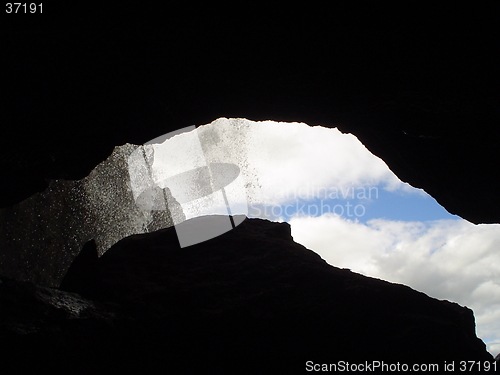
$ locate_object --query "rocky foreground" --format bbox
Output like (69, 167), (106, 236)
(0, 216), (493, 373)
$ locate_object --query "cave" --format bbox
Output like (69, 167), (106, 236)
(2, 3), (500, 373)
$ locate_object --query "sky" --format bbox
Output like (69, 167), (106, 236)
(150, 118), (500, 356)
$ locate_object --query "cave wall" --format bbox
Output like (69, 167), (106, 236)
(0, 144), (185, 286)
(2, 3), (499, 223)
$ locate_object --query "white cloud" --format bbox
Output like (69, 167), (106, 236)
(289, 214), (500, 355)
(242, 120), (414, 205)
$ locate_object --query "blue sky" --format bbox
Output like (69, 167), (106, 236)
(151, 118), (500, 356)
(253, 185), (461, 224)
(364, 187), (459, 222)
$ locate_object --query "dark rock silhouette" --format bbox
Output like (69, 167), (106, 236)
(59, 239), (102, 299)
(0, 216), (492, 373)
(0, 276), (116, 373)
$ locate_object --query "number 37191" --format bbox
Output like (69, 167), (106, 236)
(6, 3), (42, 13)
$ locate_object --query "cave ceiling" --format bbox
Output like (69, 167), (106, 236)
(2, 3), (499, 223)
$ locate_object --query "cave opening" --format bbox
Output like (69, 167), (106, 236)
(1, 117), (499, 356)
